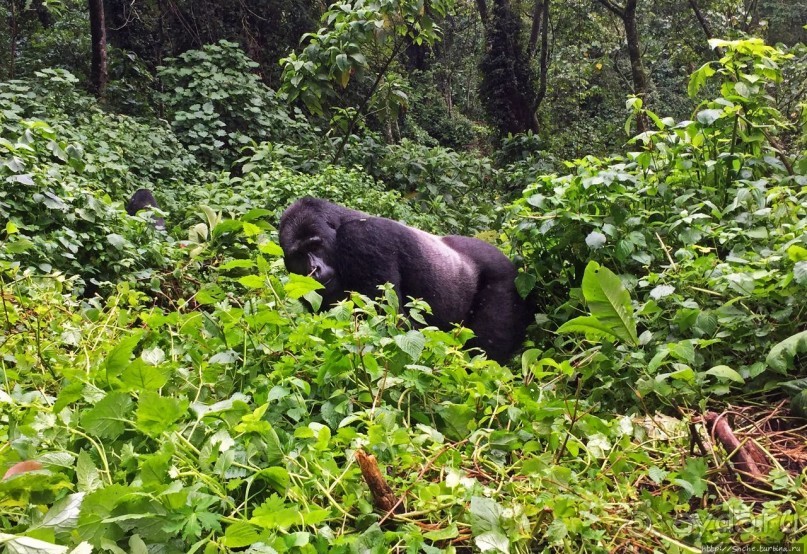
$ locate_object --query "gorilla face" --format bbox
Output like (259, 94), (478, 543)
(279, 197), (532, 363)
(279, 203), (352, 300)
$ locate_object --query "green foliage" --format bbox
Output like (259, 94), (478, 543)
(280, 0), (454, 117)
(0, 75), (185, 294)
(157, 40), (314, 168)
(510, 38), (807, 410)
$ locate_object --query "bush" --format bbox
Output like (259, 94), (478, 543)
(156, 40), (315, 169)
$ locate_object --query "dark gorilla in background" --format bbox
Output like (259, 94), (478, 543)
(126, 188), (165, 230)
(279, 197), (531, 362)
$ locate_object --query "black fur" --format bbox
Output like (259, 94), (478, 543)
(279, 197), (531, 362)
(126, 188), (165, 230)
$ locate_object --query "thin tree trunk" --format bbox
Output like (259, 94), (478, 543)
(623, 0), (648, 132)
(528, 0), (543, 56)
(687, 0), (712, 40)
(534, 0), (550, 109)
(8, 0), (16, 79)
(476, 0), (488, 27)
(89, 0), (108, 98)
(596, 0), (648, 133)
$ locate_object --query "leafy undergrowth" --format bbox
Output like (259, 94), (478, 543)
(2, 256), (806, 553)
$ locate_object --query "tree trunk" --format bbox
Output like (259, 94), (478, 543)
(88, 0), (108, 98)
(534, 0), (550, 110)
(8, 0), (17, 79)
(623, 0), (648, 132)
(687, 0), (712, 40)
(528, 0), (543, 56)
(595, 0), (648, 133)
(475, 0), (488, 27)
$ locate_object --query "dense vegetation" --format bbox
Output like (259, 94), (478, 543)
(1, 0), (806, 552)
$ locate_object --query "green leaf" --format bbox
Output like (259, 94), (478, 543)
(424, 524), (459, 541)
(393, 330), (426, 361)
(557, 315), (622, 341)
(515, 272), (536, 298)
(104, 330), (144, 377)
(790, 390), (807, 419)
(705, 365), (745, 384)
(579, 261), (638, 346)
(285, 274), (323, 299)
(121, 360), (170, 391)
(255, 467), (290, 494)
(80, 392), (133, 440)
(696, 108), (723, 125)
(766, 331), (807, 374)
(135, 391), (188, 438)
(222, 522), (264, 549)
(238, 275), (265, 289)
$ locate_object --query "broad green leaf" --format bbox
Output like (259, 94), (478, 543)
(766, 330), (807, 374)
(514, 272), (536, 298)
(705, 365), (745, 384)
(105, 330), (144, 376)
(238, 275), (266, 289)
(135, 391), (188, 438)
(41, 492), (85, 532)
(222, 522), (264, 549)
(255, 467), (290, 494)
(394, 330), (425, 361)
(579, 261), (638, 346)
(0, 533), (70, 554)
(80, 392), (133, 440)
(285, 274), (323, 299)
(790, 390), (807, 419)
(76, 451), (102, 493)
(424, 524), (459, 541)
(121, 360), (170, 391)
(557, 315), (622, 342)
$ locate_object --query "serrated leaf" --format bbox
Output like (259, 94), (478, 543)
(76, 451), (102, 493)
(557, 315), (621, 341)
(393, 330), (425, 361)
(135, 391), (188, 438)
(222, 522), (263, 549)
(285, 274), (323, 299)
(238, 275), (265, 289)
(105, 330), (144, 376)
(515, 272), (536, 298)
(80, 392), (133, 439)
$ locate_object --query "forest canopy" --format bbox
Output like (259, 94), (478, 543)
(1, 0), (806, 552)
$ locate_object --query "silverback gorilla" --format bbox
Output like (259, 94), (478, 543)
(279, 198), (531, 362)
(126, 188), (166, 230)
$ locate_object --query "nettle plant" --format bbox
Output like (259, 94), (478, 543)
(510, 38), (807, 411)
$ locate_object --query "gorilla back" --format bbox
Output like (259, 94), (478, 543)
(279, 198), (530, 363)
(126, 188), (165, 230)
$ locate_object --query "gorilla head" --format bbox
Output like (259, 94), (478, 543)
(126, 188), (165, 230)
(279, 197), (531, 362)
